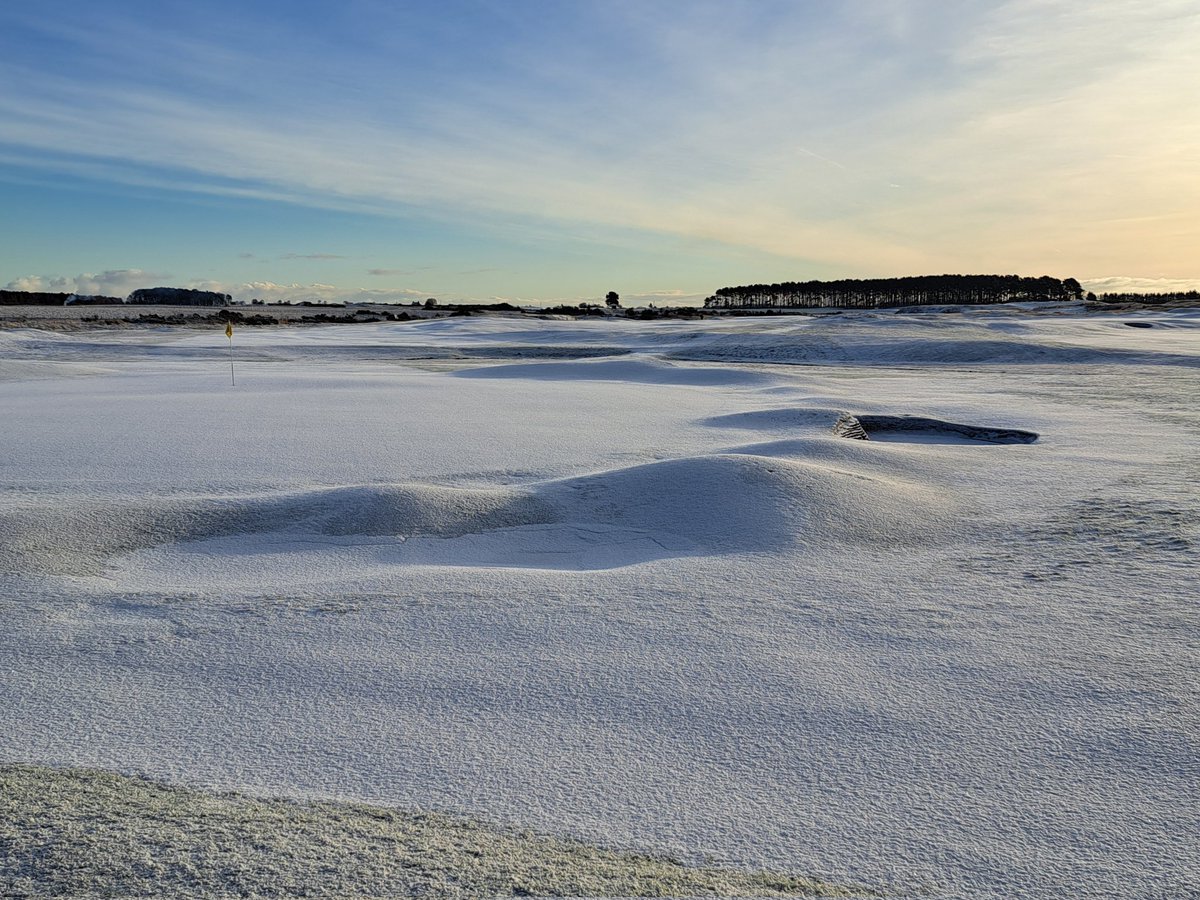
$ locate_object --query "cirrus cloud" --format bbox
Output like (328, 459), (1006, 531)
(1, 1), (1197, 285)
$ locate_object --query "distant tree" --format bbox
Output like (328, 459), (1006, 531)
(0, 290), (73, 306)
(605, 291), (621, 308)
(127, 287), (231, 307)
(424, 298), (438, 309)
(1094, 290), (1199, 304)
(703, 274), (1086, 310)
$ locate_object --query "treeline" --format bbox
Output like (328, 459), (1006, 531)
(704, 275), (1084, 309)
(127, 287), (231, 306)
(0, 290), (76, 306)
(0, 288), (228, 306)
(1095, 291), (1199, 304)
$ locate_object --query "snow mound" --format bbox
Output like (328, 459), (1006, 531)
(0, 484), (556, 576)
(541, 452), (951, 555)
(1, 455), (949, 578)
(717, 434), (949, 476)
(314, 485), (555, 537)
(699, 407), (844, 431)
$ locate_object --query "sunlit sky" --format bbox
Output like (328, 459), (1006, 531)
(2, 0), (1198, 305)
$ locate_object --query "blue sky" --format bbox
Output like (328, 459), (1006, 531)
(2, 0), (1198, 304)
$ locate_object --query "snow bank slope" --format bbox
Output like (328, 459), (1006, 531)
(2, 449), (949, 578)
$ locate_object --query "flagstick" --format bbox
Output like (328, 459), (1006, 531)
(225, 326), (235, 388)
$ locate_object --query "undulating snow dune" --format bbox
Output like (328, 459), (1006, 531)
(1, 310), (1197, 898)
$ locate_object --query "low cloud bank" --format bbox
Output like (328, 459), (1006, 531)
(5, 270), (170, 297)
(1084, 276), (1200, 294)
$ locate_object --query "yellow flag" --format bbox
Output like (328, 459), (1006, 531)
(225, 322), (233, 339)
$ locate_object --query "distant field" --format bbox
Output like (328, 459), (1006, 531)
(2, 298), (1197, 333)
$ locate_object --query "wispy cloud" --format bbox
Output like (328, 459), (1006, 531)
(366, 267), (436, 277)
(1, 1), (1197, 282)
(280, 253), (346, 260)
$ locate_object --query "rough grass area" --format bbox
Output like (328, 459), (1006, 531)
(0, 764), (859, 899)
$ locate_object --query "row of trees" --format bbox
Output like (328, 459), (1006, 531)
(1094, 291), (1199, 304)
(0, 290), (84, 306)
(704, 274), (1084, 309)
(0, 288), (230, 306)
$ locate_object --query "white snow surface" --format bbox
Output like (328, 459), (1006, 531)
(1, 312), (1198, 898)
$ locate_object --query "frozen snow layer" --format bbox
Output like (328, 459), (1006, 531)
(1, 312), (1198, 899)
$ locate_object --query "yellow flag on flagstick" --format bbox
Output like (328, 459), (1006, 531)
(224, 320), (235, 386)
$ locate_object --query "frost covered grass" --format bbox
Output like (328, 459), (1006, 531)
(0, 764), (855, 898)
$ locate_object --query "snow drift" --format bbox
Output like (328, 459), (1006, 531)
(1, 452), (952, 577)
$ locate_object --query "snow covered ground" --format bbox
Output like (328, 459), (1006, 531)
(1, 310), (1197, 898)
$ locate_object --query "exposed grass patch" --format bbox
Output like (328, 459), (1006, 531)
(1, 764), (862, 898)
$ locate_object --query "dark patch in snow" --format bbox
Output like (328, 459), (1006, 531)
(833, 413), (1038, 444)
